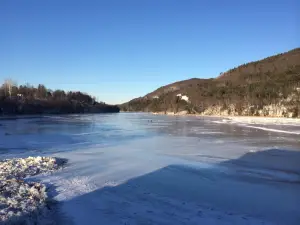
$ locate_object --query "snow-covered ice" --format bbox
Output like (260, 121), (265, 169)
(0, 114), (300, 225)
(224, 116), (300, 126)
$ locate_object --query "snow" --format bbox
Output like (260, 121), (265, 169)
(40, 137), (299, 225)
(0, 156), (66, 224)
(223, 116), (300, 126)
(1, 114), (300, 225)
(212, 116), (300, 135)
(243, 125), (300, 135)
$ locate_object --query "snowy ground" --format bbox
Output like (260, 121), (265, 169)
(1, 114), (300, 225)
(211, 116), (300, 136)
(225, 116), (300, 125)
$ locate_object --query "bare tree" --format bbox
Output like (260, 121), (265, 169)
(3, 79), (17, 97)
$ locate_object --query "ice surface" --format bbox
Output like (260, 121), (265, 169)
(1, 113), (300, 224)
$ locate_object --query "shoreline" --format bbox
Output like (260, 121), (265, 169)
(0, 112), (120, 120)
(151, 111), (300, 119)
(150, 112), (300, 125)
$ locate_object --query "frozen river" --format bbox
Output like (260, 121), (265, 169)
(1, 113), (300, 225)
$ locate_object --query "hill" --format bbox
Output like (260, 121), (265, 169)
(120, 48), (300, 117)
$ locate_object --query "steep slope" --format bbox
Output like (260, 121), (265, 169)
(121, 48), (300, 117)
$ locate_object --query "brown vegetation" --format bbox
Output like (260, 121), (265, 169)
(120, 48), (300, 117)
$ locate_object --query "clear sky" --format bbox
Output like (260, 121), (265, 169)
(0, 0), (299, 104)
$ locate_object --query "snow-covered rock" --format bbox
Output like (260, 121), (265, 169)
(0, 156), (66, 224)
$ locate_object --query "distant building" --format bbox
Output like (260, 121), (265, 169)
(181, 95), (189, 102)
(176, 93), (189, 102)
(17, 94), (24, 99)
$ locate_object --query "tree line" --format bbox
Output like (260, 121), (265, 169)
(0, 79), (97, 104)
(0, 79), (119, 115)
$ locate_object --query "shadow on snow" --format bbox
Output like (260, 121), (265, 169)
(3, 149), (300, 225)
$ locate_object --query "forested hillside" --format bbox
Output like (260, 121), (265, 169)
(121, 48), (300, 117)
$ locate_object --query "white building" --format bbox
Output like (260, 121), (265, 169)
(181, 95), (189, 102)
(176, 93), (189, 102)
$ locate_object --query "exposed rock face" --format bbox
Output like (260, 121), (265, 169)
(176, 110), (189, 115)
(200, 103), (297, 118)
(153, 110), (189, 116)
(201, 105), (236, 116)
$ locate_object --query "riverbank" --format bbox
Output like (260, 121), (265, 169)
(151, 111), (300, 124)
(0, 98), (120, 116)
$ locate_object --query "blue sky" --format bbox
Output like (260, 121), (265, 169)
(0, 0), (298, 104)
